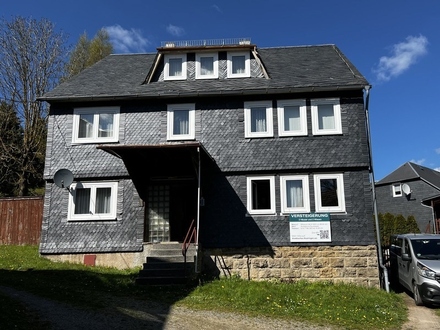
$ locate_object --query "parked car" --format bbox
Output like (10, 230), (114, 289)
(389, 233), (440, 305)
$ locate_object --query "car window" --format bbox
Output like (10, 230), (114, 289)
(412, 239), (440, 259)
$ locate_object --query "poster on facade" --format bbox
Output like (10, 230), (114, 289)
(289, 213), (331, 242)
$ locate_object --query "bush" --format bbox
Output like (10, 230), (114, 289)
(377, 213), (420, 246)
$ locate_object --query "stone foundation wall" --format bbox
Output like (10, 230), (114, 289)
(203, 245), (380, 287)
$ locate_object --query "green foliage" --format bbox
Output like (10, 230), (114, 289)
(377, 212), (421, 246)
(65, 29), (113, 79)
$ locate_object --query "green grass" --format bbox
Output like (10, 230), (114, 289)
(0, 245), (409, 329)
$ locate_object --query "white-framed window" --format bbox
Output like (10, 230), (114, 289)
(277, 100), (307, 136)
(314, 174), (346, 213)
(72, 107), (120, 144)
(167, 103), (195, 140)
(227, 51), (250, 78)
(247, 176), (276, 215)
(68, 182), (118, 221)
(280, 175), (310, 213)
(196, 53), (218, 79)
(244, 101), (273, 138)
(164, 54), (187, 80)
(311, 98), (342, 135)
(392, 184), (402, 197)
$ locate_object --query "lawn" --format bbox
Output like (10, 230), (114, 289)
(0, 245), (408, 329)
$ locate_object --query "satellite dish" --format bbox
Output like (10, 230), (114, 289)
(54, 169), (74, 189)
(402, 183), (412, 196)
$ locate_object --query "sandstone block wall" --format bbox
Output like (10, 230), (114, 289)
(203, 245), (380, 287)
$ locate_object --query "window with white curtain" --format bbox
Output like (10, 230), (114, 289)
(164, 54), (187, 80)
(244, 101), (273, 138)
(247, 176), (276, 215)
(314, 174), (345, 212)
(277, 100), (307, 136)
(68, 182), (118, 221)
(311, 98), (342, 135)
(167, 104), (195, 140)
(72, 107), (119, 144)
(196, 53), (218, 79)
(280, 175), (310, 213)
(227, 51), (250, 78)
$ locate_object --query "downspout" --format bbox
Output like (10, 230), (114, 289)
(364, 85), (389, 292)
(196, 146), (201, 273)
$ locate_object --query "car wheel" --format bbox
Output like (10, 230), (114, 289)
(413, 282), (424, 306)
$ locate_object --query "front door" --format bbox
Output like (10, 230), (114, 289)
(144, 181), (197, 243)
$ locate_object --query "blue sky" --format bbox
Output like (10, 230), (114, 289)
(2, 0), (439, 180)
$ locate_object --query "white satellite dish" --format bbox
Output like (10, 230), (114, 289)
(402, 183), (412, 196)
(54, 169), (74, 189)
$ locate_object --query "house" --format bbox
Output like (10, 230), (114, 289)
(376, 162), (440, 233)
(38, 38), (379, 286)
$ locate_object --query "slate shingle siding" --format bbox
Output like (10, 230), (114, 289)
(376, 179), (437, 231)
(40, 44), (374, 254)
(40, 179), (143, 254)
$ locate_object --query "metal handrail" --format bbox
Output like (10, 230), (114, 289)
(182, 219), (197, 261)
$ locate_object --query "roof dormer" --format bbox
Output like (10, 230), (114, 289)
(144, 38), (269, 84)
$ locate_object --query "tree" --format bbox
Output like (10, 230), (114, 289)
(0, 16), (67, 196)
(65, 29), (113, 79)
(0, 101), (22, 196)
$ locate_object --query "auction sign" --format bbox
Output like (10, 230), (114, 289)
(289, 213), (331, 242)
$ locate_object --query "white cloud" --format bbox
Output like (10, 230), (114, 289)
(410, 158), (426, 166)
(374, 35), (428, 81)
(212, 4), (223, 13)
(166, 24), (185, 37)
(104, 25), (149, 53)
(434, 167), (440, 172)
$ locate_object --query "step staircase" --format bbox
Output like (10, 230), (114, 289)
(135, 242), (197, 285)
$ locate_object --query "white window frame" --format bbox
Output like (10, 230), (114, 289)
(314, 174), (346, 213)
(72, 107), (120, 144)
(167, 103), (195, 141)
(196, 52), (218, 79)
(227, 51), (250, 78)
(311, 98), (342, 135)
(277, 99), (307, 136)
(68, 181), (118, 221)
(280, 175), (310, 214)
(247, 176), (276, 215)
(164, 54), (187, 80)
(244, 101), (273, 138)
(392, 183), (402, 197)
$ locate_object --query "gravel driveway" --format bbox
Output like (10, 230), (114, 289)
(0, 286), (332, 330)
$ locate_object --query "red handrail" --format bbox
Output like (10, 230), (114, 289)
(182, 219), (197, 260)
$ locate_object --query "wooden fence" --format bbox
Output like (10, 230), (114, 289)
(0, 196), (43, 245)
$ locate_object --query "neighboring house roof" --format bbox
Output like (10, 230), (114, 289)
(376, 162), (440, 190)
(39, 44), (368, 102)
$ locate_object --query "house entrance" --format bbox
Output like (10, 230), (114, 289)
(145, 182), (197, 243)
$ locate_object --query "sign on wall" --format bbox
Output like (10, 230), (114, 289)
(289, 213), (331, 242)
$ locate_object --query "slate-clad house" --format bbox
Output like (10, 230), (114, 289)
(39, 39), (379, 285)
(376, 162), (440, 233)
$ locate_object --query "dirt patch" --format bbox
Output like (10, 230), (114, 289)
(400, 292), (440, 330)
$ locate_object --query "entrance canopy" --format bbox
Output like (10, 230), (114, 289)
(97, 142), (212, 200)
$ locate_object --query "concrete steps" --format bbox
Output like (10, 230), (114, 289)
(135, 242), (197, 285)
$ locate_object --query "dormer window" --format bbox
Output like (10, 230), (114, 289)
(196, 53), (218, 79)
(164, 54), (187, 80)
(227, 51), (250, 78)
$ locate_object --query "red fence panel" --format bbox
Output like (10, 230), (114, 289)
(0, 197), (43, 245)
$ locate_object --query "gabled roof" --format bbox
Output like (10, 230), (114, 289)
(39, 44), (368, 102)
(376, 162), (440, 190)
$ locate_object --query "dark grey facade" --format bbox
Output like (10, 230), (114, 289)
(39, 41), (375, 260)
(376, 162), (440, 232)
